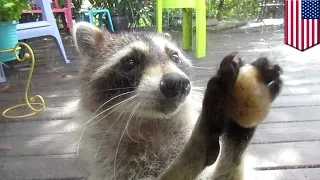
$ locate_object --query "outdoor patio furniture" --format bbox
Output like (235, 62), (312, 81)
(0, 63), (6, 83)
(80, 9), (115, 32)
(17, 0), (70, 64)
(156, 0), (206, 58)
(22, 0), (73, 31)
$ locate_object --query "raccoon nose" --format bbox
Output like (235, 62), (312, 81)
(160, 73), (191, 99)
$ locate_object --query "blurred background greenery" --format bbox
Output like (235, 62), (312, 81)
(23, 0), (285, 31)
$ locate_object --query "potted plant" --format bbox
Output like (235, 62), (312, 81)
(89, 0), (130, 31)
(109, 11), (129, 31)
(0, 0), (31, 63)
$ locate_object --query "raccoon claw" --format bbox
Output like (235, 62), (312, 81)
(250, 57), (283, 101)
(268, 78), (283, 102)
(215, 51), (242, 93)
(202, 52), (242, 134)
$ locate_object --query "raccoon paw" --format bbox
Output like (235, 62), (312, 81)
(231, 57), (283, 128)
(250, 57), (283, 102)
(201, 51), (242, 134)
(198, 51), (242, 166)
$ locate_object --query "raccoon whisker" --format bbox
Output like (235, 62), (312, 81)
(79, 88), (137, 98)
(114, 101), (142, 179)
(126, 100), (147, 144)
(136, 100), (149, 143)
(191, 65), (216, 70)
(95, 110), (126, 158)
(57, 74), (101, 95)
(76, 92), (136, 155)
(37, 74), (100, 97)
(88, 97), (138, 127)
(77, 96), (138, 154)
(91, 87), (136, 93)
(79, 91), (136, 128)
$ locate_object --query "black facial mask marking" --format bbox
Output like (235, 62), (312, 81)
(91, 49), (148, 105)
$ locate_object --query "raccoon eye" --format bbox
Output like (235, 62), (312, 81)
(124, 59), (137, 70)
(170, 52), (181, 64)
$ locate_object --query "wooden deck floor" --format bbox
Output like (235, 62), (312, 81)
(1, 27), (320, 180)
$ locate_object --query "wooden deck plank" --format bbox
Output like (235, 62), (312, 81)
(265, 106), (320, 123)
(0, 133), (77, 157)
(0, 107), (74, 123)
(3, 157), (320, 180)
(246, 168), (320, 180)
(281, 85), (320, 96)
(252, 121), (320, 143)
(5, 80), (320, 102)
(0, 119), (79, 137)
(1, 155), (84, 180)
(3, 57), (320, 97)
(2, 116), (320, 143)
(2, 141), (320, 180)
(1, 120), (319, 168)
(3, 93), (320, 110)
(246, 141), (320, 168)
(272, 94), (320, 108)
(0, 72), (81, 95)
(0, 95), (79, 109)
(0, 102), (318, 125)
(1, 132), (320, 168)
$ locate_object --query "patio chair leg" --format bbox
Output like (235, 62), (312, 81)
(88, 11), (94, 24)
(0, 63), (6, 83)
(105, 11), (115, 32)
(66, 8), (73, 30)
(80, 12), (85, 22)
(53, 32), (70, 64)
(182, 8), (192, 51)
(60, 13), (68, 31)
(195, 0), (206, 58)
(99, 14), (104, 28)
(156, 0), (163, 33)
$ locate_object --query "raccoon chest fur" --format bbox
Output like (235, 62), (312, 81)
(79, 112), (194, 180)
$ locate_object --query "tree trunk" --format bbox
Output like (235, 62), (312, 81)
(216, 0), (224, 21)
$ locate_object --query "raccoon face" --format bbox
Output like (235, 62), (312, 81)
(73, 22), (194, 118)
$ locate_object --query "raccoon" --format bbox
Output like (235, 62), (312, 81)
(72, 22), (282, 180)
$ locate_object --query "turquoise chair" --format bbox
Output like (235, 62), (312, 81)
(156, 0), (206, 58)
(80, 9), (115, 32)
(0, 63), (6, 83)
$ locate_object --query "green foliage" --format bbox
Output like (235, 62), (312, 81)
(207, 0), (261, 21)
(87, 0), (262, 27)
(71, 0), (83, 20)
(88, 0), (155, 28)
(58, 0), (66, 7)
(0, 0), (31, 24)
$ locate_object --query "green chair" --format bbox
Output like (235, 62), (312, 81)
(156, 0), (206, 58)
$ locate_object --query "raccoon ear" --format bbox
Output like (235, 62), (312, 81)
(162, 32), (172, 40)
(73, 22), (108, 57)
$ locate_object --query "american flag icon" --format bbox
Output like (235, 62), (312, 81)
(285, 0), (320, 51)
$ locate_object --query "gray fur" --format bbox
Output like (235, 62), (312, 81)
(73, 22), (258, 180)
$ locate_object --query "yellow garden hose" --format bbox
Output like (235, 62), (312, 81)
(1, 42), (45, 119)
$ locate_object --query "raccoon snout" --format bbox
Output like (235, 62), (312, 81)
(160, 73), (191, 99)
